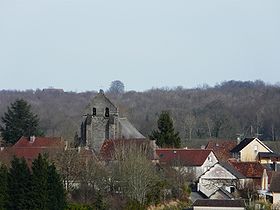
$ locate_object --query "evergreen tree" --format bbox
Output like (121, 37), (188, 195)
(0, 99), (43, 145)
(31, 154), (49, 210)
(0, 164), (8, 209)
(31, 154), (66, 210)
(150, 111), (181, 148)
(8, 157), (33, 210)
(47, 164), (66, 210)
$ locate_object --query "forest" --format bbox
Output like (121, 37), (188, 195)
(1, 80), (280, 145)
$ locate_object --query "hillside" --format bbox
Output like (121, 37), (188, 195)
(1, 80), (280, 144)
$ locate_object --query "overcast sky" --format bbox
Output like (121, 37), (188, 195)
(0, 0), (279, 92)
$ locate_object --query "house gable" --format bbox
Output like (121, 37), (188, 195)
(231, 138), (272, 162)
(200, 163), (239, 180)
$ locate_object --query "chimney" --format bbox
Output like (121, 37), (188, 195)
(29, 136), (35, 143)
(237, 137), (241, 145)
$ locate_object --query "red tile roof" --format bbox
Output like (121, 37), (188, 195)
(0, 136), (66, 165)
(206, 139), (237, 161)
(14, 136), (65, 148)
(99, 138), (154, 161)
(156, 149), (213, 166)
(228, 160), (265, 178)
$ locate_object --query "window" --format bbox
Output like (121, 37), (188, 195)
(105, 107), (109, 117)
(92, 107), (96, 116)
(208, 156), (212, 162)
(254, 145), (258, 153)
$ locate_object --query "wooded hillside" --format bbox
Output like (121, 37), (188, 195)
(1, 80), (280, 144)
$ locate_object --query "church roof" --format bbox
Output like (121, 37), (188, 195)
(118, 118), (145, 139)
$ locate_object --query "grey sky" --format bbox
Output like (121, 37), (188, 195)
(0, 0), (279, 92)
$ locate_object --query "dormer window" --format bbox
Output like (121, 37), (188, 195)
(105, 107), (109, 117)
(92, 107), (96, 116)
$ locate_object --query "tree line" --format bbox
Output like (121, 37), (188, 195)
(1, 80), (280, 144)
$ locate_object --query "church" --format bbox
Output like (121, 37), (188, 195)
(80, 90), (145, 152)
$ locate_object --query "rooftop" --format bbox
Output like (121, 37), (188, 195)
(156, 149), (214, 167)
(206, 139), (237, 161)
(193, 199), (245, 207)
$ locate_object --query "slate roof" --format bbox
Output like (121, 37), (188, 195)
(156, 149), (213, 167)
(219, 162), (246, 179)
(208, 188), (234, 200)
(230, 138), (255, 153)
(258, 152), (280, 160)
(270, 172), (280, 193)
(193, 199), (245, 207)
(228, 160), (264, 178)
(118, 118), (145, 139)
(99, 138), (154, 161)
(206, 139), (237, 161)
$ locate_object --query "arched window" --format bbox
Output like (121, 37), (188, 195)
(105, 107), (109, 117)
(92, 107), (96, 116)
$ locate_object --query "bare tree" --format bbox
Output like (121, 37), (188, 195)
(112, 142), (157, 205)
(53, 148), (84, 192)
(237, 180), (258, 208)
(78, 157), (110, 204)
(184, 113), (196, 140)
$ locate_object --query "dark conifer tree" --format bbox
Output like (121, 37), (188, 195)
(0, 165), (8, 209)
(150, 111), (181, 148)
(31, 154), (66, 210)
(46, 163), (66, 210)
(0, 99), (44, 145)
(31, 154), (49, 210)
(7, 157), (33, 210)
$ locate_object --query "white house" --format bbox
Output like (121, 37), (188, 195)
(156, 149), (218, 179)
(198, 162), (245, 199)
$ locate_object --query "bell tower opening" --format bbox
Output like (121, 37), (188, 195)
(105, 107), (109, 118)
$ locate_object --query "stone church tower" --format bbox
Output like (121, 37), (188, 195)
(80, 90), (144, 152)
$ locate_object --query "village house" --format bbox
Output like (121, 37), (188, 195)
(156, 148), (218, 179)
(228, 160), (264, 182)
(230, 138), (273, 162)
(197, 162), (245, 199)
